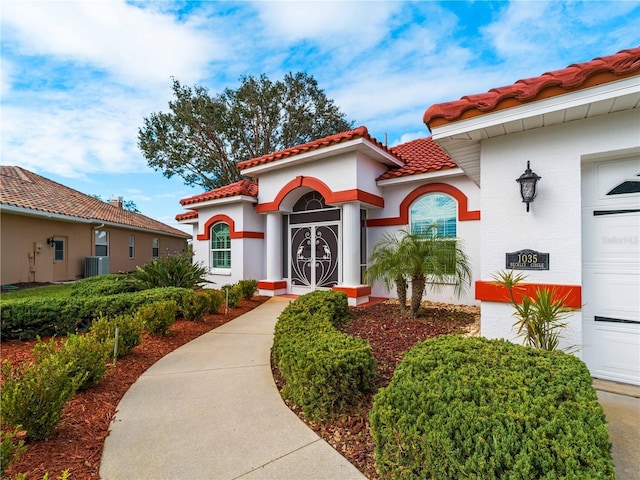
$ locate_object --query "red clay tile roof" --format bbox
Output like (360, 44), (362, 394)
(424, 47), (640, 129)
(377, 137), (458, 180)
(237, 126), (396, 171)
(179, 179), (258, 206)
(1, 166), (190, 238)
(175, 210), (199, 222)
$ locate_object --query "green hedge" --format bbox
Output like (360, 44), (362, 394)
(272, 291), (375, 420)
(1, 287), (193, 340)
(70, 274), (138, 297)
(370, 335), (614, 480)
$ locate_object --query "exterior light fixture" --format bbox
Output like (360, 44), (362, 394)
(516, 161), (541, 212)
(47, 237), (55, 246)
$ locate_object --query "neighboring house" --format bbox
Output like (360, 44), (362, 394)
(1, 166), (190, 284)
(177, 129), (481, 307)
(424, 47), (640, 385)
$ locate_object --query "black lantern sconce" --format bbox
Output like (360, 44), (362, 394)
(46, 237), (55, 247)
(516, 161), (541, 212)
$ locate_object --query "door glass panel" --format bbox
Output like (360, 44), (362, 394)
(291, 227), (312, 286)
(54, 240), (64, 261)
(315, 225), (339, 288)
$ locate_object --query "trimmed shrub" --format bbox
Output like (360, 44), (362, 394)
(71, 274), (138, 297)
(221, 284), (242, 309)
(137, 300), (178, 336)
(202, 289), (224, 314)
(272, 291), (376, 420)
(33, 335), (111, 390)
(0, 287), (192, 340)
(1, 357), (83, 440)
(237, 279), (258, 300)
(90, 313), (143, 358)
(370, 335), (614, 480)
(182, 293), (209, 321)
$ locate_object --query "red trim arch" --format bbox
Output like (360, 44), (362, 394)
(255, 176), (384, 213)
(196, 214), (264, 241)
(367, 183), (480, 227)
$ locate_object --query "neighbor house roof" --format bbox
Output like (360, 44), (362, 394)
(237, 126), (398, 171)
(377, 137), (458, 180)
(1, 166), (190, 238)
(179, 179), (258, 206)
(423, 47), (640, 129)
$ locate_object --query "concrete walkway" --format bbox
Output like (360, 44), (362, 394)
(594, 380), (640, 480)
(100, 296), (365, 480)
(100, 296), (639, 479)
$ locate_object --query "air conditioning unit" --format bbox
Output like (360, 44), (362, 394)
(85, 256), (110, 277)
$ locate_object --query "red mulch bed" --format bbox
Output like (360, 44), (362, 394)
(1, 296), (269, 479)
(272, 299), (480, 480)
(1, 297), (479, 480)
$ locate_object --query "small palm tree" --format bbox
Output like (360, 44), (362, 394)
(366, 228), (472, 317)
(364, 232), (408, 312)
(401, 227), (472, 317)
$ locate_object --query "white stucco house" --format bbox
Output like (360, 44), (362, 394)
(178, 47), (639, 385)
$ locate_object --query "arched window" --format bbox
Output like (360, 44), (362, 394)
(410, 193), (457, 238)
(210, 222), (231, 270)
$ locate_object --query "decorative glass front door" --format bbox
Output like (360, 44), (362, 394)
(290, 224), (339, 290)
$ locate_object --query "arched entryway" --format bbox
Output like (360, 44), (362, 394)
(287, 191), (341, 294)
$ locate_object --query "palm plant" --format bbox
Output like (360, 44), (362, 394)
(364, 232), (409, 312)
(493, 270), (576, 351)
(365, 228), (472, 317)
(400, 227), (472, 317)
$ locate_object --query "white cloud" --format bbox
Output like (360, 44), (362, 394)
(1, 0), (220, 86)
(254, 1), (397, 47)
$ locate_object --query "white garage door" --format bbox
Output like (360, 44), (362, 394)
(582, 156), (640, 385)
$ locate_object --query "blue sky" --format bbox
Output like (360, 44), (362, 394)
(2, 1), (639, 233)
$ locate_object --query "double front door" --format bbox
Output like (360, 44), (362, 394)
(290, 223), (339, 294)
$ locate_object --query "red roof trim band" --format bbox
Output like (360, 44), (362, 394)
(196, 214), (264, 241)
(367, 183), (480, 227)
(255, 176), (384, 213)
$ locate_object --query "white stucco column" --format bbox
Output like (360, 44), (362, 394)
(265, 211), (282, 280)
(341, 202), (361, 286)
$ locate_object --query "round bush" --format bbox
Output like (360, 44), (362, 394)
(137, 300), (178, 336)
(370, 335), (614, 480)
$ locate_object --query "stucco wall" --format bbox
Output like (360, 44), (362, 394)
(479, 108), (639, 352)
(0, 212), (188, 284)
(191, 201), (265, 287)
(1, 213), (90, 283)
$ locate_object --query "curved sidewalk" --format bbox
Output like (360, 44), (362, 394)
(100, 296), (365, 480)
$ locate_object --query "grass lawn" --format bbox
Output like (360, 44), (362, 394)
(0, 283), (74, 301)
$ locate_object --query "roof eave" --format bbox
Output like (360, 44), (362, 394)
(180, 195), (258, 210)
(240, 137), (403, 177)
(376, 168), (466, 187)
(1, 204), (191, 239)
(430, 76), (640, 186)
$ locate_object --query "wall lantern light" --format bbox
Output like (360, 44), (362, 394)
(516, 161), (541, 212)
(47, 237), (55, 246)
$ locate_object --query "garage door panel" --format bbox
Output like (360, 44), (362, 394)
(582, 156), (640, 386)
(583, 322), (640, 384)
(583, 270), (640, 322)
(583, 215), (639, 260)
